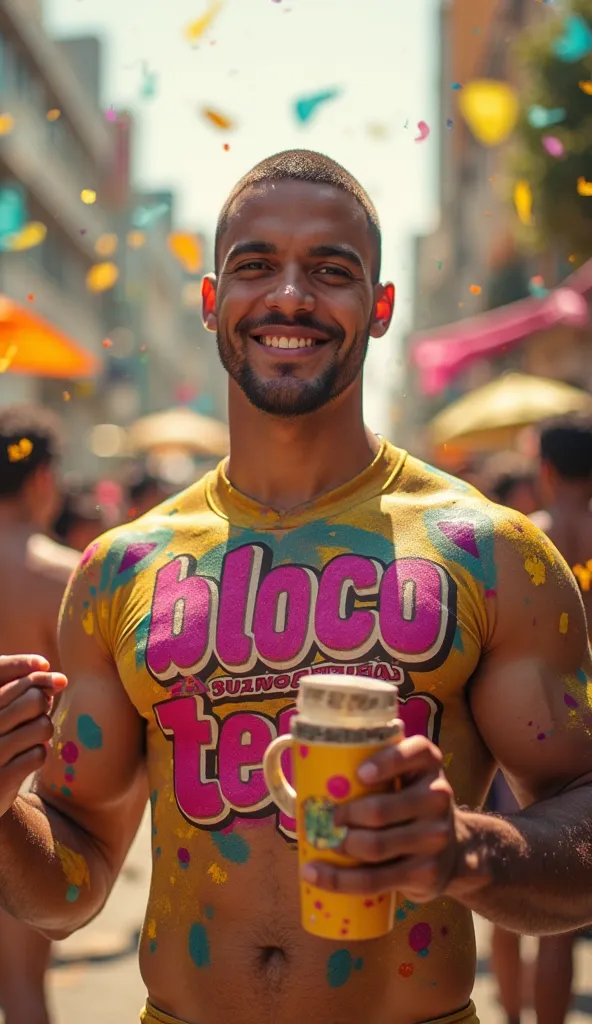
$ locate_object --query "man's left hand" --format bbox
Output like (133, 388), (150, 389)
(302, 736), (464, 903)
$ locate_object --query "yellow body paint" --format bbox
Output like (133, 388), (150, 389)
(82, 606), (94, 636)
(559, 612), (569, 634)
(207, 863), (228, 885)
(524, 556), (546, 586)
(55, 842), (90, 890)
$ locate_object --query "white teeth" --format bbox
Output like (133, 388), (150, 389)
(306, 338), (313, 347)
(271, 337), (279, 347)
(288, 338), (299, 349)
(278, 336), (290, 349)
(298, 338), (306, 348)
(258, 335), (318, 348)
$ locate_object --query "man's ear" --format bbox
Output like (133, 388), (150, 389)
(202, 274), (218, 333)
(369, 282), (395, 338)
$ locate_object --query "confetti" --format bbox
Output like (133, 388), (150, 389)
(577, 177), (592, 196)
(46, 109), (61, 122)
(458, 80), (519, 146)
(184, 0), (223, 43)
(293, 88), (341, 124)
(131, 203), (169, 229)
(95, 233), (118, 257)
(7, 438), (33, 462)
(223, 143), (230, 151)
(80, 190), (97, 205)
(0, 114), (15, 136)
(514, 180), (533, 226)
(86, 262), (119, 293)
(527, 105), (566, 129)
(1, 222), (47, 252)
(559, 612), (569, 634)
(552, 15), (592, 63)
(102, 338), (113, 349)
(201, 107), (234, 130)
(542, 136), (564, 157)
(0, 187), (26, 243)
(469, 284), (482, 294)
(414, 121), (430, 142)
(168, 232), (202, 274)
(579, 81), (592, 94)
(140, 63), (157, 99)
(451, 82), (462, 90)
(524, 555), (546, 586)
(105, 107), (117, 122)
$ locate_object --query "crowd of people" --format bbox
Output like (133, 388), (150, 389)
(0, 150), (591, 1024)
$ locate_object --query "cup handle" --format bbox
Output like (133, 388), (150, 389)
(263, 735), (296, 819)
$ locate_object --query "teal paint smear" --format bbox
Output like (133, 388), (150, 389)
(99, 527), (174, 593)
(419, 461), (472, 493)
(135, 612), (151, 669)
(204, 905), (214, 920)
(577, 669), (588, 684)
(188, 923), (210, 968)
(61, 786), (72, 798)
(327, 949), (361, 988)
(77, 714), (103, 750)
(424, 506), (497, 592)
(66, 885), (79, 902)
(149, 940), (157, 954)
(150, 789), (158, 808)
(211, 831), (250, 864)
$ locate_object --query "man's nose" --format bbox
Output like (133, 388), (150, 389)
(264, 266), (315, 316)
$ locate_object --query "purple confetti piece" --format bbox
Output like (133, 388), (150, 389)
(542, 136), (564, 157)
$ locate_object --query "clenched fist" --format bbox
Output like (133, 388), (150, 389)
(0, 655), (67, 818)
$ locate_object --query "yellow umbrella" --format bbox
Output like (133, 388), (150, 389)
(128, 407), (229, 458)
(430, 373), (592, 453)
(0, 295), (101, 378)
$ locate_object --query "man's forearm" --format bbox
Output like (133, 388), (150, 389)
(449, 782), (592, 935)
(0, 794), (111, 937)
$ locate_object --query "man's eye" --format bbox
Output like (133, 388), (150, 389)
(317, 266), (350, 278)
(236, 260), (268, 271)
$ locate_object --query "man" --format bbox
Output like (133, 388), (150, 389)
(481, 451), (539, 518)
(0, 405), (79, 1024)
(0, 151), (592, 1024)
(53, 485), (107, 554)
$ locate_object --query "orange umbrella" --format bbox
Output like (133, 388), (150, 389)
(0, 294), (101, 378)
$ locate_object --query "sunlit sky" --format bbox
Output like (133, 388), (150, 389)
(46, 0), (441, 433)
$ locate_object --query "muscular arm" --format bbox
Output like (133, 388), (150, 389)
(0, 543), (147, 938)
(452, 516), (592, 933)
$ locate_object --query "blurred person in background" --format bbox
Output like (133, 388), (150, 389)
(0, 404), (79, 1024)
(481, 451), (540, 518)
(53, 486), (107, 553)
(125, 467), (174, 519)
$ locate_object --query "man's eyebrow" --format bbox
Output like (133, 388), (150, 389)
(225, 241), (277, 262)
(307, 244), (365, 272)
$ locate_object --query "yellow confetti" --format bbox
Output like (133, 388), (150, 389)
(524, 556), (546, 586)
(207, 862), (228, 885)
(0, 114), (15, 136)
(201, 107), (234, 130)
(95, 233), (118, 257)
(168, 232), (202, 274)
(147, 919), (157, 940)
(4, 222), (47, 252)
(127, 230), (146, 250)
(184, 0), (223, 43)
(7, 438), (33, 462)
(80, 189), (97, 205)
(579, 81), (592, 95)
(46, 109), (61, 122)
(514, 180), (534, 226)
(577, 177), (592, 197)
(458, 80), (519, 147)
(86, 262), (119, 293)
(55, 842), (91, 889)
(559, 612), (569, 634)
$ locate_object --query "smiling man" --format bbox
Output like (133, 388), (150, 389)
(1, 151), (592, 1024)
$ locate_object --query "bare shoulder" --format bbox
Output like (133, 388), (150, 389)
(26, 533), (80, 585)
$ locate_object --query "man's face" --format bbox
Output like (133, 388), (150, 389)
(204, 180), (393, 417)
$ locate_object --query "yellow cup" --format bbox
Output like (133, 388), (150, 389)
(263, 674), (402, 941)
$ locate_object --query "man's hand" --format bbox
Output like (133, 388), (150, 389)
(301, 736), (470, 903)
(0, 655), (67, 818)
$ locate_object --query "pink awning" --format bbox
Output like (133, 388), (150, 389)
(411, 261), (592, 397)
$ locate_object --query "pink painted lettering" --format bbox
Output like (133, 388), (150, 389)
(380, 558), (449, 662)
(218, 712), (273, 809)
(147, 558), (217, 680)
(216, 546), (263, 671)
(316, 555), (382, 658)
(252, 566), (317, 669)
(155, 696), (226, 823)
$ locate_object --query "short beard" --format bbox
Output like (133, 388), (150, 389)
(217, 331), (369, 418)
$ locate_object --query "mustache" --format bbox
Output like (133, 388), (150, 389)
(236, 313), (345, 342)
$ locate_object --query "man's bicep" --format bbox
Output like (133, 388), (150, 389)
(34, 555), (146, 869)
(469, 520), (592, 807)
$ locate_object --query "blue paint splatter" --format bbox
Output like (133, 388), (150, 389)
(135, 612), (151, 669)
(211, 831), (251, 864)
(155, 847), (162, 858)
(424, 506), (497, 591)
(149, 940), (157, 954)
(99, 528), (173, 593)
(89, 586), (97, 597)
(77, 714), (103, 751)
(577, 668), (588, 684)
(188, 923), (210, 968)
(150, 790), (158, 808)
(327, 950), (363, 988)
(205, 905), (214, 920)
(61, 786), (72, 798)
(66, 885), (79, 902)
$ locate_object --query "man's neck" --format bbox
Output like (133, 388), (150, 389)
(550, 481), (592, 514)
(225, 379), (380, 512)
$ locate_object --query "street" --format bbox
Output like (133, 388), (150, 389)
(32, 811), (592, 1024)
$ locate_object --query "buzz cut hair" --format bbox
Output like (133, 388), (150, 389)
(215, 149), (382, 281)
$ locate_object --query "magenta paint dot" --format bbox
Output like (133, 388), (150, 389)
(314, 900), (323, 910)
(537, 733), (546, 741)
(177, 848), (191, 865)
(564, 693), (579, 709)
(326, 774), (351, 800)
(408, 922), (433, 953)
(299, 745), (309, 759)
(542, 135), (564, 157)
(61, 742), (79, 765)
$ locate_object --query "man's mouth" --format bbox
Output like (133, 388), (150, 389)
(252, 334), (327, 350)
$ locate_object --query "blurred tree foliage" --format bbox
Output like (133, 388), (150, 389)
(511, 0), (592, 262)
